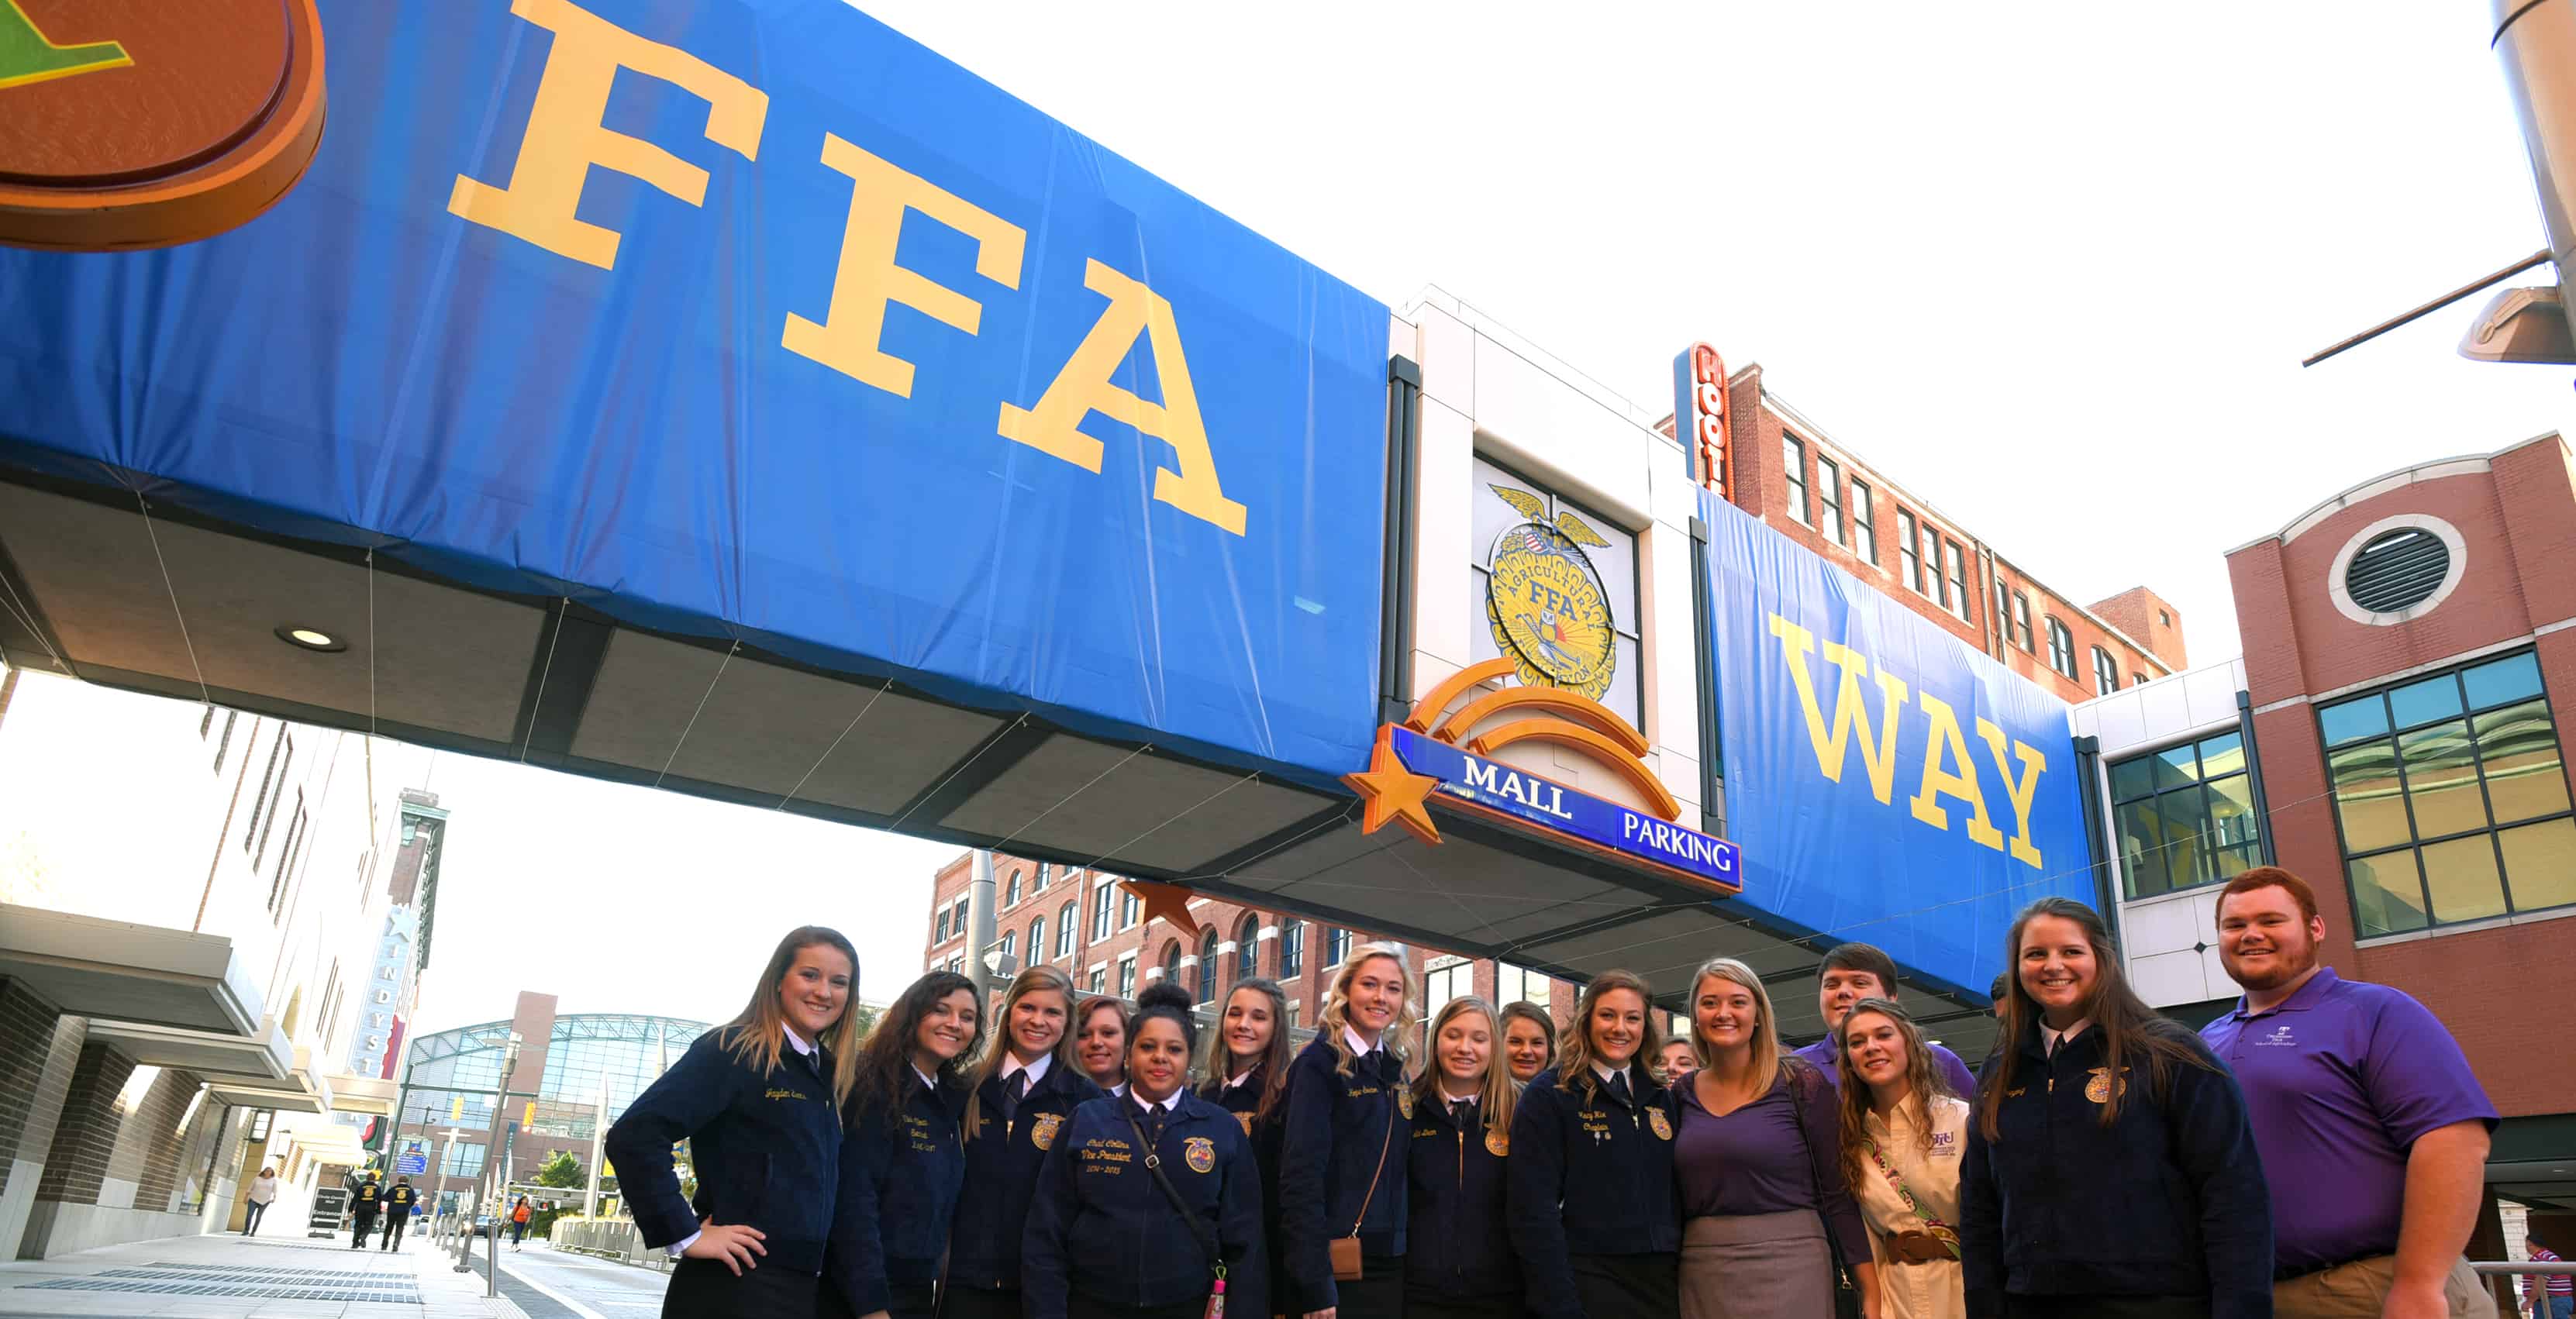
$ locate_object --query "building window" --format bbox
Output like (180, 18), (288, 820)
(2093, 647), (2119, 695)
(1816, 456), (1843, 545)
(1279, 921), (1304, 979)
(2322, 650), (2573, 936)
(1943, 539), (1970, 622)
(1471, 458), (1647, 726)
(1286, 1000), (1302, 1031)
(1325, 927), (1352, 967)
(998, 930), (1017, 967)
(1423, 958), (1472, 1028)
(948, 954), (963, 975)
(1088, 968), (1105, 994)
(1159, 942), (1181, 988)
(936, 906), (951, 942)
(1118, 887), (1140, 929)
(2133, 671), (2149, 688)
(2012, 592), (2034, 652)
(1091, 883), (1112, 941)
(1028, 915), (1046, 965)
(1057, 901), (1078, 959)
(2157, 609), (2171, 627)
(1198, 927), (1220, 1004)
(1004, 870), (1022, 909)
(1783, 436), (1811, 526)
(1495, 963), (1549, 1006)
(1850, 480), (1875, 564)
(2112, 730), (2263, 900)
(1897, 511), (1923, 593)
(1117, 956), (1137, 999)
(1235, 915), (1258, 980)
(2045, 618), (2076, 679)
(1033, 863), (1050, 893)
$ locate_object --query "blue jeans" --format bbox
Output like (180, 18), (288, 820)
(2542, 1293), (2571, 1319)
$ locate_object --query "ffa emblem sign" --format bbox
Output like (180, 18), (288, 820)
(1396, 1089), (1415, 1120)
(1029, 1113), (1063, 1152)
(0, 0), (329, 251)
(1182, 1137), (1216, 1174)
(1484, 485), (1617, 701)
(2083, 1068), (2128, 1104)
(1647, 1108), (1674, 1142)
(1484, 1129), (1509, 1157)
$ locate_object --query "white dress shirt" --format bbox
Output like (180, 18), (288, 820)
(2041, 1018), (2093, 1056)
(1001, 1052), (1054, 1090)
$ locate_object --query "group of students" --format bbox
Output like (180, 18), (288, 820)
(606, 863), (2501, 1319)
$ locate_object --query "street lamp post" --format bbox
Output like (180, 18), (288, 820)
(451, 1029), (522, 1299)
(583, 1072), (608, 1219)
(436, 1127), (464, 1242)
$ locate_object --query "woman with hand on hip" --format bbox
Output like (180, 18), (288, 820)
(1278, 943), (1418, 1319)
(822, 970), (983, 1319)
(1672, 957), (1874, 1319)
(944, 966), (1104, 1319)
(1836, 998), (1965, 1319)
(1506, 969), (1680, 1319)
(1405, 996), (1522, 1319)
(1074, 997), (1129, 1097)
(606, 927), (865, 1318)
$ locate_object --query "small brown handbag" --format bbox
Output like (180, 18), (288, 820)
(1330, 1091), (1398, 1282)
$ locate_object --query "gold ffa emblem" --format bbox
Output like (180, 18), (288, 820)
(1029, 1112), (1064, 1152)
(1484, 1129), (1509, 1157)
(2084, 1068), (2128, 1104)
(1484, 486), (1617, 701)
(1397, 1089), (1416, 1119)
(1183, 1137), (1216, 1174)
(1647, 1108), (1673, 1141)
(1236, 1111), (1254, 1136)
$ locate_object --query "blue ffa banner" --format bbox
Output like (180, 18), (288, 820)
(1698, 488), (2093, 994)
(0, 0), (1390, 785)
(1387, 728), (1741, 895)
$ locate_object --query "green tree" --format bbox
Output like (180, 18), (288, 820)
(533, 1151), (584, 1190)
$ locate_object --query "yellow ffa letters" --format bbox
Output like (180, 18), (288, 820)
(763, 1087), (808, 1101)
(447, 0), (1248, 537)
(1768, 614), (2050, 870)
(1078, 1136), (1132, 1176)
(901, 1112), (936, 1155)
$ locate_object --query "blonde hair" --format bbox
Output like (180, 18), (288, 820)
(1411, 995), (1520, 1137)
(1317, 944), (1419, 1077)
(1554, 969), (1662, 1100)
(963, 965), (1080, 1141)
(717, 926), (866, 1106)
(1688, 957), (1782, 1097)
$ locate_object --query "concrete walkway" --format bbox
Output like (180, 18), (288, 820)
(0, 1226), (532, 1318)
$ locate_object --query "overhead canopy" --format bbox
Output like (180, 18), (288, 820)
(0, 904), (265, 1036)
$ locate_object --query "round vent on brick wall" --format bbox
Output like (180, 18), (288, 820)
(2344, 527), (2450, 614)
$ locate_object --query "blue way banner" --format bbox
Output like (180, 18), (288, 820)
(0, 0), (1391, 785)
(1698, 487), (2095, 995)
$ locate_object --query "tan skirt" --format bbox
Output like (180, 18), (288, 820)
(1680, 1211), (1833, 1319)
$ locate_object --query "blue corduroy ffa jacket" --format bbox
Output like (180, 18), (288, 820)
(945, 1059), (1106, 1295)
(823, 1071), (968, 1317)
(1404, 1087), (1519, 1303)
(1022, 1091), (1267, 1319)
(1505, 1065), (1681, 1319)
(1960, 1019), (2272, 1319)
(1278, 1035), (1412, 1314)
(604, 1029), (842, 1276)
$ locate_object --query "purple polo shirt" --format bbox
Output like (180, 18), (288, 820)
(2200, 967), (2497, 1275)
(1790, 1035), (1979, 1100)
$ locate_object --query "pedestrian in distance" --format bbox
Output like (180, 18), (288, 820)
(509, 1196), (531, 1250)
(1674, 957), (1874, 1319)
(1654, 1038), (1697, 1086)
(605, 925), (865, 1319)
(1498, 1000), (1557, 1085)
(1278, 942), (1419, 1319)
(822, 969), (982, 1319)
(1960, 897), (2272, 1318)
(1836, 998), (1966, 1319)
(243, 1166), (277, 1236)
(348, 1169), (381, 1249)
(944, 965), (1105, 1319)
(1198, 976), (1295, 1298)
(382, 1176), (419, 1250)
(1022, 981), (1269, 1319)
(1506, 969), (1681, 1319)
(1792, 943), (1979, 1099)
(2523, 1228), (2572, 1319)
(1075, 996), (1129, 1097)
(2202, 866), (2498, 1319)
(1403, 995), (1523, 1319)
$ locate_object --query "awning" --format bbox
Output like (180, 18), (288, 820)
(86, 1016), (291, 1080)
(0, 903), (264, 1035)
(204, 1044), (334, 1114)
(329, 1076), (398, 1118)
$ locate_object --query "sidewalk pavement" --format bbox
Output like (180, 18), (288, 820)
(0, 1224), (531, 1318)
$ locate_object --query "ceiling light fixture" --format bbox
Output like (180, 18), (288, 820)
(274, 625), (348, 653)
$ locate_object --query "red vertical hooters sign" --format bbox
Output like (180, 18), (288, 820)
(1672, 343), (1728, 496)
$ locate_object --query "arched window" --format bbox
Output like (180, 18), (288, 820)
(1057, 901), (1078, 959)
(1029, 915), (1046, 965)
(1161, 941), (1182, 987)
(1004, 869), (1022, 908)
(1198, 927), (1220, 1004)
(2092, 646), (2119, 695)
(1326, 927), (1352, 966)
(1279, 921), (1304, 978)
(1235, 915), (1259, 980)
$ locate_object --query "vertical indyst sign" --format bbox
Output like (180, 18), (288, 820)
(1698, 487), (2092, 993)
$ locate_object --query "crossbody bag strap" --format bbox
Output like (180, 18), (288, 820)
(1345, 1084), (1397, 1239)
(1124, 1109), (1226, 1281)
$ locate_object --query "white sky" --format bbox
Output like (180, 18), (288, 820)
(269, 2), (2576, 1035)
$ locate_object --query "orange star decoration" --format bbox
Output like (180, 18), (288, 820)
(1118, 879), (1201, 935)
(1343, 728), (1443, 845)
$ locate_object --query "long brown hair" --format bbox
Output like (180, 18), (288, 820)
(1976, 897), (2216, 1140)
(1554, 969), (1662, 1101)
(1074, 995), (1127, 1089)
(964, 965), (1080, 1141)
(1197, 977), (1294, 1123)
(1686, 957), (1782, 1096)
(1412, 995), (1520, 1138)
(850, 970), (982, 1118)
(1832, 997), (1952, 1190)
(1317, 944), (1419, 1077)
(716, 926), (866, 1106)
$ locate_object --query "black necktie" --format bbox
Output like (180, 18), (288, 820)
(1451, 1098), (1474, 1128)
(1001, 1071), (1027, 1122)
(1608, 1070), (1633, 1107)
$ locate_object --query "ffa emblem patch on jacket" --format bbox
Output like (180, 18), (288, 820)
(2084, 1067), (2128, 1104)
(1485, 1129), (1509, 1157)
(1647, 1108), (1673, 1141)
(1183, 1137), (1216, 1174)
(1030, 1112), (1064, 1151)
(1397, 1089), (1415, 1119)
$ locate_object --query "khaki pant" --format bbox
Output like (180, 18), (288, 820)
(2274, 1255), (2488, 1319)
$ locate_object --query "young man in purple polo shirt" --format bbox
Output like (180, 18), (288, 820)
(1788, 942), (1979, 1097)
(2202, 866), (2498, 1319)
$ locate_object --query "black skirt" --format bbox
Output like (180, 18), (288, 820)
(2006, 1297), (2208, 1318)
(662, 1257), (819, 1318)
(1572, 1252), (1681, 1319)
(1405, 1293), (1526, 1319)
(1067, 1293), (1206, 1319)
(940, 1284), (1024, 1319)
(1325, 1256), (1405, 1319)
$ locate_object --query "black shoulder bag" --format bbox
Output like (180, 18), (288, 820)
(1783, 1062), (1864, 1319)
(1125, 1109), (1231, 1319)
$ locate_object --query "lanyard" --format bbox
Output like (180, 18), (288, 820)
(1863, 1138), (1960, 1257)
